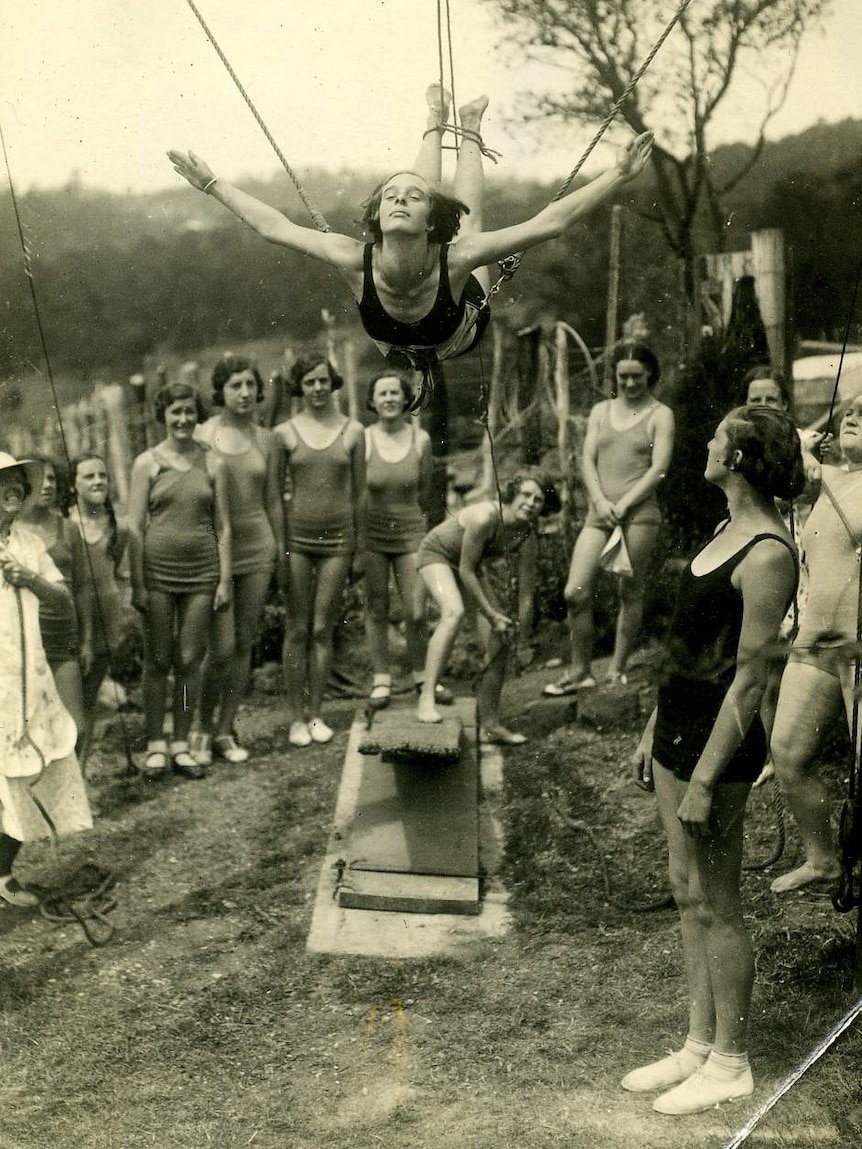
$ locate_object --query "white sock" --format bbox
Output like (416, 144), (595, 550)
(372, 673), (391, 688)
(705, 1049), (750, 1080)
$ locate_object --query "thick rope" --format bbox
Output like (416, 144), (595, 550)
(486, 0), (694, 302)
(182, 0), (331, 233)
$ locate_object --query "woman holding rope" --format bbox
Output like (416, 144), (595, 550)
(627, 405), (803, 1115)
(168, 86), (652, 402)
(414, 468), (558, 735)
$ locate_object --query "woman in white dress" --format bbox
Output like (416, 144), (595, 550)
(0, 453), (92, 907)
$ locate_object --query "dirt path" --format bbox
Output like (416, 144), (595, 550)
(0, 669), (859, 1148)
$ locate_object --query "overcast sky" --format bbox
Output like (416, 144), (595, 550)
(0, 0), (860, 194)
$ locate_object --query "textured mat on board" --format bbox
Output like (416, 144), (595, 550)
(357, 709), (463, 762)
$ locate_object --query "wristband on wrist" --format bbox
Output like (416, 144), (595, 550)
(202, 177), (218, 194)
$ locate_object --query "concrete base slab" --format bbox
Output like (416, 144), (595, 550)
(306, 705), (511, 957)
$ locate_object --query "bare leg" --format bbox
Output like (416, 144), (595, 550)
(561, 526), (607, 683)
(282, 552), (315, 725)
(79, 651), (111, 773)
(417, 563), (464, 722)
(610, 522), (660, 677)
(197, 606), (235, 736)
(770, 661), (843, 892)
(453, 95), (490, 291)
(308, 555), (352, 719)
(171, 592), (213, 743)
(655, 763), (754, 1054)
(391, 552), (427, 674)
(364, 550), (393, 677)
(215, 570), (272, 740)
(50, 660), (85, 751)
(411, 83), (451, 187)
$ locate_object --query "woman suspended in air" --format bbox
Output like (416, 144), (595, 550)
(168, 85), (653, 402)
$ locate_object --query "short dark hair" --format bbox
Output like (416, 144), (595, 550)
(742, 364), (791, 409)
(499, 468), (561, 518)
(613, 342), (661, 388)
(723, 405), (805, 500)
(153, 381), (206, 425)
(27, 452), (67, 508)
(360, 172), (469, 246)
(288, 353), (344, 397)
(365, 370), (415, 412)
(210, 356), (264, 407)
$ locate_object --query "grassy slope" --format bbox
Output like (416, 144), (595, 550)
(0, 669), (859, 1149)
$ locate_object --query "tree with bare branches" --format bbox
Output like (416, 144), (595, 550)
(484, 0), (829, 304)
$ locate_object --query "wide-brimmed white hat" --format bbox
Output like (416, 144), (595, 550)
(0, 451), (44, 494)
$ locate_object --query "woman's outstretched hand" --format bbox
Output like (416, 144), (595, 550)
(615, 131), (653, 182)
(167, 149), (216, 192)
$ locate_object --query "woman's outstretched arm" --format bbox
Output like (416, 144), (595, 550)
(452, 132), (653, 271)
(167, 150), (364, 271)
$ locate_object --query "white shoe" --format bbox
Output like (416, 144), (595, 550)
(213, 735), (250, 764)
(309, 717), (333, 744)
(189, 732), (213, 767)
(0, 875), (39, 908)
(288, 721), (312, 748)
(652, 1063), (753, 1115)
(621, 1049), (708, 1093)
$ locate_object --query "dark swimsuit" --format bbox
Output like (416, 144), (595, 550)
(653, 528), (798, 784)
(357, 243), (490, 404)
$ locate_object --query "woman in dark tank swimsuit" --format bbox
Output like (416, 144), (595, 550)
(625, 405), (804, 1116)
(274, 354), (365, 748)
(169, 86), (652, 404)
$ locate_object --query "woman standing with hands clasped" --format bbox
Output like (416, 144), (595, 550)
(625, 405), (803, 1115)
(274, 353), (365, 748)
(544, 344), (674, 696)
(127, 381), (232, 779)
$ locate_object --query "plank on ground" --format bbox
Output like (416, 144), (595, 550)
(338, 871), (480, 916)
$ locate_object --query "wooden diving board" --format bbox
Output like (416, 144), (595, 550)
(338, 698), (480, 915)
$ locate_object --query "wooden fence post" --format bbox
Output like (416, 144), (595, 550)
(517, 325), (543, 465)
(751, 229), (788, 374)
(127, 374), (149, 456)
(603, 205), (623, 395)
(554, 323), (570, 508)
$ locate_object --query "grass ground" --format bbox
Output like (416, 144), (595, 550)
(0, 658), (860, 1149)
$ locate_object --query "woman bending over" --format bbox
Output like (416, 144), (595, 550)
(274, 354), (365, 747)
(627, 405), (803, 1115)
(415, 469), (558, 736)
(128, 381), (231, 779)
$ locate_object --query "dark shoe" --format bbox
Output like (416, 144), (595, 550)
(172, 750), (206, 780)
